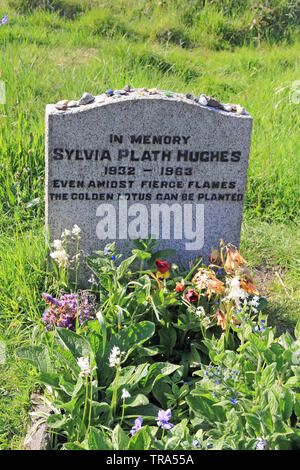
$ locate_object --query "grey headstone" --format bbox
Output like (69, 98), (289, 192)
(45, 89), (252, 282)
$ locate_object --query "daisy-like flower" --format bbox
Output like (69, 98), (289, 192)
(109, 346), (121, 367)
(121, 388), (131, 400)
(156, 409), (174, 430)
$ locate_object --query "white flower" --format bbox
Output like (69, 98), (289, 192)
(109, 346), (121, 367)
(77, 356), (96, 377)
(88, 274), (97, 285)
(225, 276), (248, 309)
(61, 229), (71, 238)
(52, 239), (63, 250)
(72, 224), (81, 236)
(50, 248), (69, 268)
(249, 295), (260, 307)
(195, 306), (206, 317)
(121, 388), (131, 399)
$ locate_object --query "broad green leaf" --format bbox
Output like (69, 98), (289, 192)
(141, 362), (180, 394)
(112, 424), (130, 450)
(127, 426), (152, 450)
(116, 254), (137, 279)
(125, 394), (149, 408)
(88, 427), (112, 450)
(260, 363), (277, 388)
(110, 321), (155, 359)
(16, 345), (54, 374)
(55, 327), (93, 360)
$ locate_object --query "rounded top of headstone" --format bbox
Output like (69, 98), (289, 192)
(47, 88), (252, 119)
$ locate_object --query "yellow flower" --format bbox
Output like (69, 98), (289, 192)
(156, 270), (170, 279)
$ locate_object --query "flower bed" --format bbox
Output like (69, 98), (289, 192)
(17, 233), (300, 450)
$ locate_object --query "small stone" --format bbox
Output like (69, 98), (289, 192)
(236, 104), (246, 115)
(141, 87), (148, 92)
(78, 92), (95, 105)
(186, 93), (193, 100)
(148, 88), (157, 95)
(199, 94), (208, 106)
(194, 97), (199, 103)
(114, 93), (121, 98)
(119, 89), (128, 95)
(165, 91), (172, 97)
(206, 95), (220, 107)
(222, 103), (233, 112)
(67, 100), (79, 108)
(94, 95), (105, 103)
(123, 85), (131, 92)
(55, 100), (69, 110)
(105, 89), (114, 96)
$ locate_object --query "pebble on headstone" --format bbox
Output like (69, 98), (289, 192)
(45, 88), (253, 285)
(78, 92), (95, 105)
(55, 100), (69, 110)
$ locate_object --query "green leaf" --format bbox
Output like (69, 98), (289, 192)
(116, 254), (137, 279)
(16, 345), (54, 374)
(150, 249), (176, 266)
(55, 328), (93, 360)
(125, 394), (149, 408)
(141, 362), (180, 394)
(186, 394), (226, 424)
(127, 426), (152, 450)
(110, 321), (155, 359)
(47, 413), (68, 429)
(244, 413), (261, 435)
(158, 326), (177, 355)
(112, 424), (130, 450)
(260, 363), (277, 388)
(88, 427), (112, 450)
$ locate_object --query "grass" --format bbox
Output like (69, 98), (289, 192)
(0, 0), (299, 450)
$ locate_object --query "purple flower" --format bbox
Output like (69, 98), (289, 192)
(193, 440), (199, 447)
(256, 440), (266, 450)
(230, 398), (238, 404)
(156, 409), (174, 430)
(42, 292), (93, 330)
(130, 417), (143, 435)
(0, 14), (8, 26)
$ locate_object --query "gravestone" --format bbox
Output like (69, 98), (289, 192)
(45, 88), (252, 280)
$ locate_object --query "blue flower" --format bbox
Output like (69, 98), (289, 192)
(130, 417), (143, 435)
(193, 440), (199, 447)
(156, 409), (174, 430)
(111, 255), (116, 261)
(230, 398), (238, 404)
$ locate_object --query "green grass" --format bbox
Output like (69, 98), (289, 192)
(0, 0), (299, 450)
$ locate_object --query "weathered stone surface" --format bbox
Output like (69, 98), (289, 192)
(23, 394), (50, 450)
(45, 88), (252, 282)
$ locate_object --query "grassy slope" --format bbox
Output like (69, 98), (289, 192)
(0, 0), (299, 449)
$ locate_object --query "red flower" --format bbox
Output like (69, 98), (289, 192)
(175, 282), (185, 292)
(185, 289), (199, 303)
(155, 259), (170, 274)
